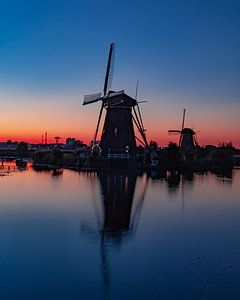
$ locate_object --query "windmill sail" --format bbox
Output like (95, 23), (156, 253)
(103, 43), (115, 95)
(168, 130), (181, 134)
(83, 92), (102, 105)
(181, 108), (186, 132)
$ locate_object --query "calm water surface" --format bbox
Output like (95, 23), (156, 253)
(0, 163), (240, 300)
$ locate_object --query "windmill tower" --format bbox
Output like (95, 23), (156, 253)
(83, 43), (148, 158)
(168, 109), (198, 152)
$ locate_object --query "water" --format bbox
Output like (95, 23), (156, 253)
(0, 163), (240, 300)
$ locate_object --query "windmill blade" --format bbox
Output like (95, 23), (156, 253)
(103, 43), (115, 95)
(92, 102), (104, 151)
(135, 80), (139, 99)
(168, 130), (181, 135)
(107, 45), (115, 92)
(194, 134), (199, 146)
(83, 92), (102, 105)
(181, 108), (186, 131)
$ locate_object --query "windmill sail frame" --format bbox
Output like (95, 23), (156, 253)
(83, 92), (102, 106)
(103, 43), (115, 96)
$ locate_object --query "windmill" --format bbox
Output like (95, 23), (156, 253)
(83, 43), (148, 157)
(168, 109), (198, 152)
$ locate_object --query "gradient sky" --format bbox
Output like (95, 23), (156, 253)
(0, 0), (239, 146)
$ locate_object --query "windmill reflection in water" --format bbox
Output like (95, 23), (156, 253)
(80, 169), (148, 292)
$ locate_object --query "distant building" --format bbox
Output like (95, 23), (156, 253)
(0, 141), (18, 149)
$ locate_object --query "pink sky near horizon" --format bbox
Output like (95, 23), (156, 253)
(0, 92), (239, 147)
(1, 131), (239, 147)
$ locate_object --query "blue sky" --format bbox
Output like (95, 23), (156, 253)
(0, 0), (239, 145)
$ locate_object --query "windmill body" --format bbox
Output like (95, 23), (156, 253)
(180, 128), (196, 152)
(100, 91), (137, 156)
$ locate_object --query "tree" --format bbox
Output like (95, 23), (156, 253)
(167, 142), (180, 163)
(149, 140), (158, 150)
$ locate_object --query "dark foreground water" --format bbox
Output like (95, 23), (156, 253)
(0, 163), (240, 300)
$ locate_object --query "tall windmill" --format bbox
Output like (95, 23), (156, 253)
(168, 109), (198, 152)
(83, 43), (148, 157)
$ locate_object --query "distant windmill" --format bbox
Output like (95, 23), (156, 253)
(168, 109), (198, 152)
(83, 43), (148, 157)
(54, 136), (61, 144)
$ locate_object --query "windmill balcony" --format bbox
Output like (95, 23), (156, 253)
(107, 153), (131, 160)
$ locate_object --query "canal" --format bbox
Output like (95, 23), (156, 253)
(0, 163), (239, 299)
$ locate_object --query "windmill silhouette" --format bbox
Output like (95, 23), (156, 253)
(168, 109), (198, 152)
(83, 43), (148, 158)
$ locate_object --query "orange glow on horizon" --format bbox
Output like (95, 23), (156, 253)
(1, 130), (240, 148)
(0, 93), (239, 147)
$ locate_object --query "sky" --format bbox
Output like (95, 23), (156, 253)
(0, 0), (239, 146)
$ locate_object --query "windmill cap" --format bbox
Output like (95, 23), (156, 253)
(103, 90), (125, 98)
(182, 128), (195, 135)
